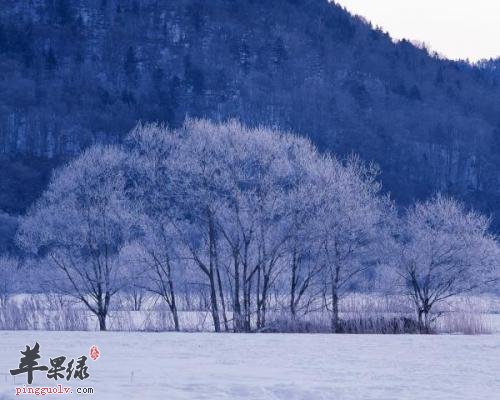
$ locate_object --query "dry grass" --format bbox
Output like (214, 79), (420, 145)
(0, 293), (497, 334)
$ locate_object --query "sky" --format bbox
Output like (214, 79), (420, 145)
(335, 0), (500, 61)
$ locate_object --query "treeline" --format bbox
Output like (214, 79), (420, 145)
(11, 120), (500, 333)
(2, 0), (500, 231)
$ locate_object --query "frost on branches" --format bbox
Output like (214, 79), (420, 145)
(15, 120), (500, 333)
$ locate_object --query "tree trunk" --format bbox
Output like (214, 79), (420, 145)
(330, 277), (340, 333)
(260, 274), (269, 329)
(208, 271), (221, 332)
(256, 264), (262, 329)
(242, 248), (252, 332)
(245, 279), (252, 331)
(329, 264), (341, 333)
(290, 249), (297, 320)
(417, 308), (431, 334)
(331, 291), (339, 333)
(215, 258), (229, 331)
(417, 310), (424, 333)
(97, 312), (107, 331)
(168, 279), (180, 332)
(233, 255), (243, 332)
(133, 291), (142, 311)
(96, 291), (108, 331)
(207, 208), (221, 332)
(170, 304), (180, 332)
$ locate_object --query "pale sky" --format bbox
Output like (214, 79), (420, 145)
(334, 0), (500, 61)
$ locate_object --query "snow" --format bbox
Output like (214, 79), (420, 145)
(0, 331), (499, 399)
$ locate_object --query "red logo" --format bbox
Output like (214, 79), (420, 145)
(89, 345), (100, 361)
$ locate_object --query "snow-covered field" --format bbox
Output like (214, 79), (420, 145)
(0, 332), (499, 400)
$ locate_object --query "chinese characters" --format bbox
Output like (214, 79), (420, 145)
(10, 343), (91, 384)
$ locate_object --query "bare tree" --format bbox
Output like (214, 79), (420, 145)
(396, 195), (499, 333)
(121, 233), (182, 331)
(17, 146), (134, 331)
(127, 121), (229, 332)
(125, 120), (395, 333)
(315, 156), (393, 332)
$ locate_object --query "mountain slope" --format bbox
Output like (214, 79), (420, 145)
(1, 0), (500, 230)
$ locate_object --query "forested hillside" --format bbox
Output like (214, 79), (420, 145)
(1, 0), (500, 243)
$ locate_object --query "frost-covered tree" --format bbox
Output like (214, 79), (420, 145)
(397, 195), (499, 333)
(127, 121), (230, 332)
(315, 156), (393, 333)
(116, 243), (148, 312)
(16, 146), (135, 330)
(16, 117), (412, 333)
(126, 119), (394, 333)
(176, 120), (326, 331)
(120, 229), (183, 330)
(126, 120), (316, 331)
(126, 123), (184, 330)
(284, 180), (325, 320)
(192, 121), (293, 332)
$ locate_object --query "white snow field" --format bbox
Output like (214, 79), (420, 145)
(0, 332), (499, 400)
